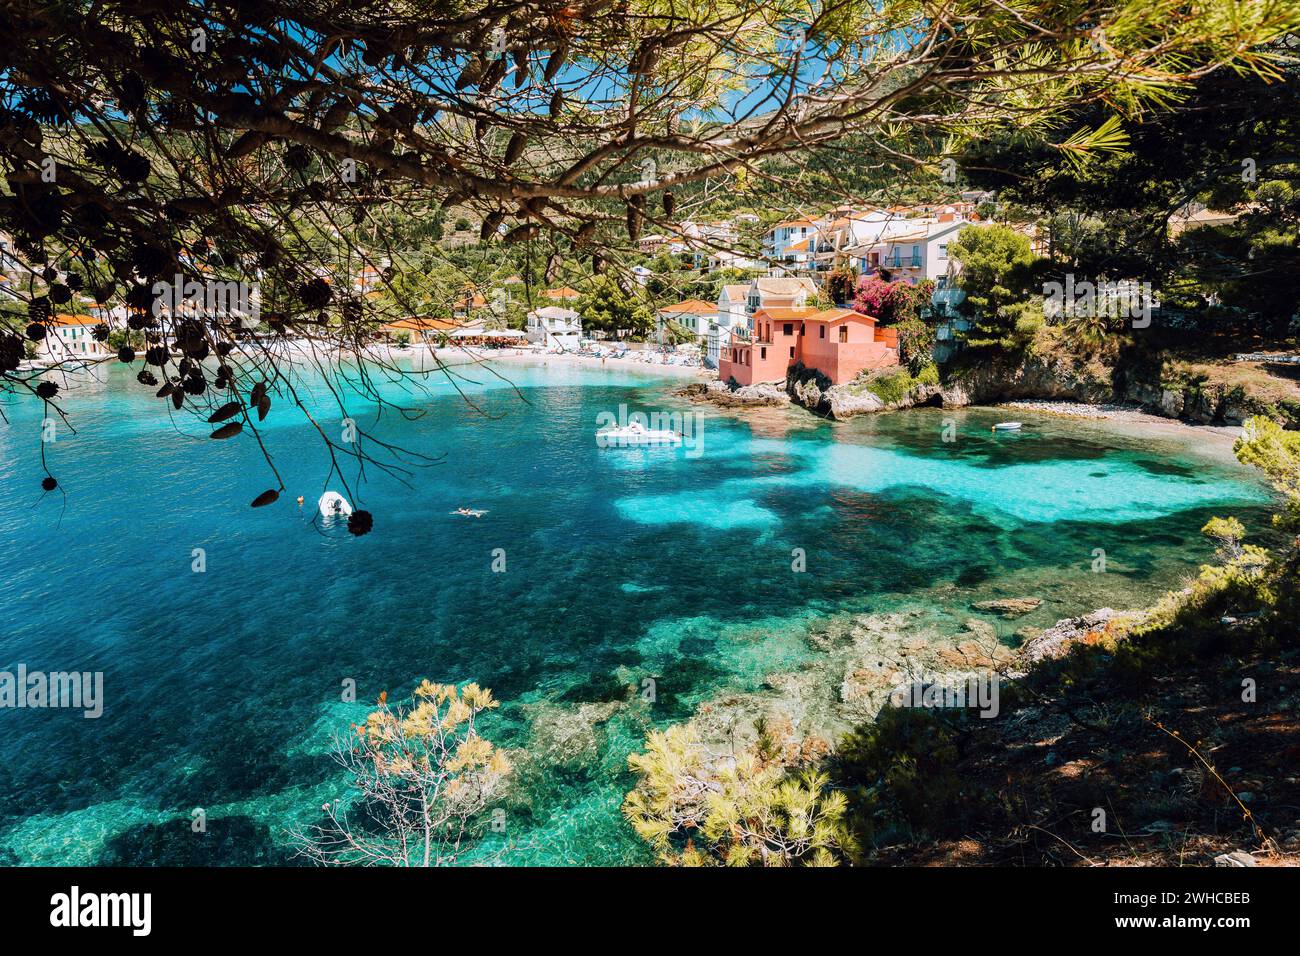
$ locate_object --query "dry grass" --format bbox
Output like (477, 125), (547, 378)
(1166, 359), (1300, 405)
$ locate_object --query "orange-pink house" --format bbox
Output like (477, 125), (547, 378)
(717, 307), (899, 386)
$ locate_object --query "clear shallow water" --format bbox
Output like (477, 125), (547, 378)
(0, 359), (1275, 865)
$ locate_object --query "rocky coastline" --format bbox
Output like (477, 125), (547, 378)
(667, 600), (1121, 760)
(679, 351), (1289, 429)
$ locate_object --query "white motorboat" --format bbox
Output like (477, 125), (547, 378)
(318, 491), (354, 517)
(596, 421), (682, 446)
(992, 422), (1023, 431)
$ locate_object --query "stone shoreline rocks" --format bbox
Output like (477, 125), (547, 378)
(993, 400), (1152, 421)
(676, 604), (1144, 760)
(795, 352), (1281, 427)
(676, 380), (789, 408)
(1017, 608), (1127, 665)
(971, 597), (1043, 618)
(677, 609), (1029, 758)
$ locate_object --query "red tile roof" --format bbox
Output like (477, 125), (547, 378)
(804, 307), (875, 324)
(658, 299), (716, 314)
(753, 307), (817, 320)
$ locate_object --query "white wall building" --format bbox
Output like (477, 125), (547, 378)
(37, 315), (109, 360)
(526, 305), (582, 350)
(849, 214), (972, 287)
(655, 299), (717, 344)
(709, 284), (752, 368)
(762, 217), (818, 267)
(716, 284), (750, 329)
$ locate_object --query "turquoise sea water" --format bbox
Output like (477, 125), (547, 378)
(0, 358), (1275, 865)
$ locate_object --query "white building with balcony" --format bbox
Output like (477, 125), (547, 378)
(849, 214), (971, 285)
(526, 305), (582, 350)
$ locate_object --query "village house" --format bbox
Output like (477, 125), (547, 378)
(850, 219), (966, 287)
(706, 283), (752, 367)
(747, 276), (818, 310)
(763, 207), (926, 277)
(1168, 204), (1239, 238)
(453, 287), (490, 319)
(705, 248), (764, 272)
(706, 277), (819, 367)
(0, 231), (21, 283)
(655, 299), (717, 343)
(642, 220), (743, 268)
(36, 314), (109, 360)
(715, 283), (751, 329)
(526, 305), (582, 350)
(717, 306), (898, 386)
(638, 233), (674, 255)
(353, 263), (387, 295)
(762, 217), (819, 267)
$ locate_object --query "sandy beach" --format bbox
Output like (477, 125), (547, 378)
(426, 345), (713, 381)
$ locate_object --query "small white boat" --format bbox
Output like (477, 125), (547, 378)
(596, 421), (682, 446)
(318, 491), (353, 517)
(450, 508), (488, 518)
(992, 422), (1023, 431)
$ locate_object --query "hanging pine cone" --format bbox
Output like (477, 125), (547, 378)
(299, 278), (332, 309)
(347, 510), (374, 536)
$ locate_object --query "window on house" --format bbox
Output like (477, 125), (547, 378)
(938, 244), (948, 260)
(800, 324), (805, 335)
(819, 325), (825, 339)
(783, 323), (793, 336)
(789, 346), (795, 358)
(760, 347), (766, 360)
(838, 326), (848, 343)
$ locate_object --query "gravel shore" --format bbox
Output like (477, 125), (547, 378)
(992, 398), (1244, 445)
